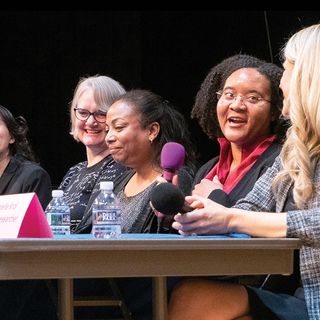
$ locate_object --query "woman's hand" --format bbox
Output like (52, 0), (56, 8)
(172, 195), (232, 236)
(152, 174), (180, 218)
(192, 176), (223, 198)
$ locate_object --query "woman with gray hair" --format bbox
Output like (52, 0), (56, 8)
(59, 74), (127, 234)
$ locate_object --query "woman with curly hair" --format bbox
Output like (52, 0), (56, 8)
(170, 24), (320, 320)
(191, 54), (288, 207)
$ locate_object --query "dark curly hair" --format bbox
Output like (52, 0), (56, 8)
(191, 54), (288, 141)
(116, 89), (197, 174)
(0, 105), (36, 161)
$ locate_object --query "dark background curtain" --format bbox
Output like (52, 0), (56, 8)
(0, 10), (318, 187)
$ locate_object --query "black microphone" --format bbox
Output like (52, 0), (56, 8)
(160, 142), (185, 182)
(150, 182), (193, 216)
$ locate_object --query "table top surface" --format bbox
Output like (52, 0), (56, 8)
(0, 233), (301, 252)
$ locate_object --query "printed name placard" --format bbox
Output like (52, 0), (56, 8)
(0, 192), (53, 238)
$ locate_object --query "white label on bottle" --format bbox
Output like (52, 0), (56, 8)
(94, 209), (120, 225)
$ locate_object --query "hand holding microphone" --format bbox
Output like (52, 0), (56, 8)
(154, 142), (186, 232)
(160, 142), (185, 182)
(150, 182), (193, 215)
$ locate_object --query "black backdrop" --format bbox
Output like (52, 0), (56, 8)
(0, 10), (319, 187)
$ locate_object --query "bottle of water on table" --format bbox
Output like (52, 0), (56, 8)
(45, 190), (70, 236)
(92, 181), (122, 239)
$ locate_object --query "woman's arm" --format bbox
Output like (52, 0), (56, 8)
(172, 195), (287, 237)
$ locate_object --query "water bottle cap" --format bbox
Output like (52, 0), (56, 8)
(52, 190), (64, 197)
(100, 181), (113, 190)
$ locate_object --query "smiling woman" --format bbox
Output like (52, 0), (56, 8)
(168, 24), (320, 320)
(73, 107), (107, 123)
(106, 89), (197, 234)
(104, 88), (197, 320)
(191, 54), (287, 206)
(167, 55), (297, 320)
(58, 74), (127, 234)
(0, 105), (54, 320)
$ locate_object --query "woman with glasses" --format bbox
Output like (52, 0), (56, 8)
(58, 74), (127, 234)
(166, 55), (299, 319)
(191, 54), (287, 207)
(168, 24), (320, 320)
(54, 75), (130, 320)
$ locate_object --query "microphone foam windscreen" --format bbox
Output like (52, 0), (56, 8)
(160, 142), (185, 171)
(150, 183), (185, 215)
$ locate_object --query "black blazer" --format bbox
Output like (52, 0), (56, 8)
(193, 142), (282, 207)
(0, 155), (52, 209)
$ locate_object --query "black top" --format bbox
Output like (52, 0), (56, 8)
(193, 142), (282, 207)
(194, 142), (301, 297)
(0, 154), (52, 209)
(59, 154), (127, 234)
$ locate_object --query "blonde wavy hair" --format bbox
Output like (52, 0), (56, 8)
(273, 24), (320, 209)
(69, 75), (126, 141)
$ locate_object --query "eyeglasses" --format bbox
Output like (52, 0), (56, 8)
(216, 90), (271, 106)
(74, 108), (107, 123)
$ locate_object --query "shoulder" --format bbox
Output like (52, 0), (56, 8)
(65, 161), (87, 174)
(198, 157), (219, 172)
(253, 142), (282, 169)
(12, 156), (49, 177)
(61, 160), (87, 177)
(263, 142), (282, 156)
(96, 156), (128, 184)
(99, 155), (127, 173)
(113, 170), (135, 194)
(193, 156), (219, 183)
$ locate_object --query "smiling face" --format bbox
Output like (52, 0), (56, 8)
(74, 88), (107, 151)
(217, 68), (272, 147)
(105, 100), (155, 169)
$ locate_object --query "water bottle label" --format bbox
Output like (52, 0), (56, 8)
(51, 226), (70, 235)
(94, 209), (120, 225)
(50, 212), (70, 226)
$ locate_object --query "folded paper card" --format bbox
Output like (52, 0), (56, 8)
(0, 192), (53, 238)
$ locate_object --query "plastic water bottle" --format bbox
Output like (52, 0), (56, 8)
(92, 181), (121, 239)
(45, 190), (70, 236)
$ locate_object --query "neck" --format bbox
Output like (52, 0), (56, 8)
(86, 147), (110, 167)
(229, 134), (273, 171)
(125, 163), (162, 197)
(135, 167), (162, 184)
(230, 143), (242, 170)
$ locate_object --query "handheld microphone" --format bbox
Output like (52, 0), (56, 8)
(160, 142), (185, 182)
(150, 182), (193, 215)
